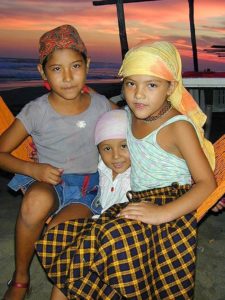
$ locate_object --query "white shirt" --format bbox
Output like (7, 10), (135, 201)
(98, 158), (130, 212)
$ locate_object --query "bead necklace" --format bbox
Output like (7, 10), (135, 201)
(143, 101), (172, 123)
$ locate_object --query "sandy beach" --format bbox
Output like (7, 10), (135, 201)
(0, 85), (224, 299)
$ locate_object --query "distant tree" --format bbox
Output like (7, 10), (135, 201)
(188, 0), (199, 71)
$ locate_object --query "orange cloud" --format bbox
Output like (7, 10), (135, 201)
(0, 0), (225, 70)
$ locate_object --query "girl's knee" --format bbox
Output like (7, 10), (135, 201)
(20, 183), (57, 223)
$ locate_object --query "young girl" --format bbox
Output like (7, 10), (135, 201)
(0, 24), (115, 300)
(36, 41), (216, 299)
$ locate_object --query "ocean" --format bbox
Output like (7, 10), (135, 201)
(0, 57), (121, 91)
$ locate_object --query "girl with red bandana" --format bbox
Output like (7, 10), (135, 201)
(0, 24), (116, 300)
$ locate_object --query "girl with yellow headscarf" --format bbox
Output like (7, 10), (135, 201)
(117, 41), (217, 298)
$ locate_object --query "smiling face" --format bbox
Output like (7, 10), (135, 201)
(123, 74), (175, 121)
(38, 48), (90, 102)
(98, 138), (131, 180)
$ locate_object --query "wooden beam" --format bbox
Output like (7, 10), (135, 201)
(188, 0), (198, 72)
(116, 0), (129, 59)
(204, 46), (225, 58)
(93, 0), (159, 59)
(93, 0), (200, 71)
(211, 45), (225, 49)
(93, 0), (158, 5)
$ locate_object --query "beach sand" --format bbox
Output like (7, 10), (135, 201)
(0, 85), (224, 299)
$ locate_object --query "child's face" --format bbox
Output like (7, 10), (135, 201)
(38, 48), (89, 101)
(98, 139), (131, 180)
(123, 74), (175, 120)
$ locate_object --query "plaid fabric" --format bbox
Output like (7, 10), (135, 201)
(36, 182), (197, 299)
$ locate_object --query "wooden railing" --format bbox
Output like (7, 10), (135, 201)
(183, 77), (225, 138)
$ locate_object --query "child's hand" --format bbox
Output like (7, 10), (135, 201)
(31, 163), (63, 185)
(118, 202), (166, 225)
(211, 197), (225, 213)
(29, 142), (39, 162)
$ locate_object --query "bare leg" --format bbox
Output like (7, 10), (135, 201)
(48, 203), (92, 229)
(51, 286), (68, 300)
(3, 182), (58, 300)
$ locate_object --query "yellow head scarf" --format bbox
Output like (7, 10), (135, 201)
(118, 41), (215, 170)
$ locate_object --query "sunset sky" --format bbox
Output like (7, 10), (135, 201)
(1, 0), (225, 71)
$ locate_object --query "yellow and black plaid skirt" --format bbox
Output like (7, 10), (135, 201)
(36, 183), (197, 299)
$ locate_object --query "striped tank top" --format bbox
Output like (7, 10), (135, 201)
(126, 112), (195, 191)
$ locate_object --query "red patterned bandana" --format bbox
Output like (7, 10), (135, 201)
(39, 24), (87, 64)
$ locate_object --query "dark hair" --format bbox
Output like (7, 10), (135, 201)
(117, 88), (126, 107)
(117, 100), (127, 108)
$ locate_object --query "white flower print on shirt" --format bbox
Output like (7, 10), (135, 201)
(76, 120), (87, 128)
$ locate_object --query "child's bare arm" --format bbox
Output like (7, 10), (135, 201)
(211, 197), (225, 212)
(0, 118), (62, 185)
(109, 101), (119, 109)
(119, 121), (217, 224)
(166, 121), (217, 215)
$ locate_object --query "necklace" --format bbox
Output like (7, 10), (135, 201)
(143, 101), (172, 123)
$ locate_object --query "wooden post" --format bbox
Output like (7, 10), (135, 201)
(116, 0), (129, 59)
(93, 0), (158, 5)
(93, 0), (159, 60)
(188, 0), (198, 72)
(93, 0), (199, 71)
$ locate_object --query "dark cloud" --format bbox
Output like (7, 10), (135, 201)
(0, 0), (92, 17)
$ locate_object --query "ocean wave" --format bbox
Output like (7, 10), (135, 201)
(0, 57), (120, 82)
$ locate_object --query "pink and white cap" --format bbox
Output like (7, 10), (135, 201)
(94, 110), (128, 145)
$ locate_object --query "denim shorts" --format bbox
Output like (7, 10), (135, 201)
(8, 172), (103, 215)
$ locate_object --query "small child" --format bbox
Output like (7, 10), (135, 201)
(95, 109), (130, 214)
(36, 41), (216, 299)
(0, 24), (114, 300)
